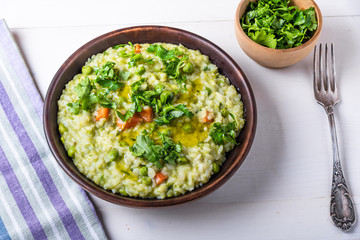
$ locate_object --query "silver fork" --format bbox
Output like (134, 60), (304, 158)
(313, 43), (356, 231)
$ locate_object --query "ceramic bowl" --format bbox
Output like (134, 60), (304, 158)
(234, 0), (322, 68)
(43, 26), (256, 207)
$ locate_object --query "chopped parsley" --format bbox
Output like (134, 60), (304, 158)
(67, 61), (129, 114)
(155, 104), (194, 126)
(67, 77), (97, 113)
(120, 70), (131, 81)
(130, 131), (182, 168)
(209, 114), (238, 145)
(112, 44), (126, 49)
(118, 79), (193, 125)
(116, 79), (162, 122)
(240, 0), (318, 49)
(147, 44), (192, 89)
(94, 61), (129, 85)
(67, 102), (81, 114)
(205, 87), (212, 96)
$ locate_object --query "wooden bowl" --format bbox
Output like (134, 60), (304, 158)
(234, 0), (322, 68)
(43, 26), (257, 207)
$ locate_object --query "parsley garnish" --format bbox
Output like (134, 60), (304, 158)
(241, 0), (317, 49)
(112, 44), (126, 49)
(205, 87), (212, 96)
(120, 71), (131, 81)
(74, 77), (92, 99)
(155, 104), (194, 126)
(147, 44), (191, 89)
(97, 79), (123, 92)
(116, 79), (162, 121)
(209, 114), (238, 145)
(67, 102), (81, 114)
(67, 77), (97, 113)
(119, 79), (193, 124)
(67, 61), (129, 114)
(100, 61), (130, 81)
(95, 62), (118, 80)
(130, 131), (182, 168)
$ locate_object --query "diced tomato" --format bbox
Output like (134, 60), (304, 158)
(135, 44), (141, 53)
(116, 118), (126, 130)
(117, 113), (143, 130)
(95, 108), (110, 121)
(155, 172), (167, 185)
(202, 110), (214, 123)
(127, 115), (143, 128)
(139, 106), (153, 122)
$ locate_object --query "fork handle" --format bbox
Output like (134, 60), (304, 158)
(325, 106), (356, 231)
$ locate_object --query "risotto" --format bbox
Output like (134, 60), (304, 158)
(57, 43), (245, 199)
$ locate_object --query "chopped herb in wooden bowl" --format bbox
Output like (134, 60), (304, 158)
(240, 0), (318, 49)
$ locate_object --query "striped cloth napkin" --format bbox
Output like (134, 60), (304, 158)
(0, 19), (108, 240)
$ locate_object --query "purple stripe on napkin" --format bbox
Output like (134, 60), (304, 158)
(0, 80), (85, 240)
(0, 145), (47, 240)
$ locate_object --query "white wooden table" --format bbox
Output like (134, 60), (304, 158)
(2, 0), (360, 239)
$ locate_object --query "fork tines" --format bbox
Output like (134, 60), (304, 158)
(313, 43), (337, 93)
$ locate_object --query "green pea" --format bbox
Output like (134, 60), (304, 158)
(142, 176), (152, 186)
(161, 129), (172, 136)
(119, 141), (128, 147)
(82, 66), (93, 75)
(175, 144), (182, 153)
(135, 65), (146, 75)
(182, 62), (194, 74)
(166, 190), (174, 198)
(58, 123), (67, 135)
(176, 157), (188, 164)
(212, 163), (220, 174)
(60, 137), (65, 144)
(182, 123), (194, 134)
(106, 150), (119, 162)
(119, 188), (128, 196)
(220, 108), (228, 118)
(140, 166), (148, 176)
(67, 146), (76, 158)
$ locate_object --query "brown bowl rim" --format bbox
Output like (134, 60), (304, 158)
(43, 25), (257, 207)
(234, 0), (323, 53)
